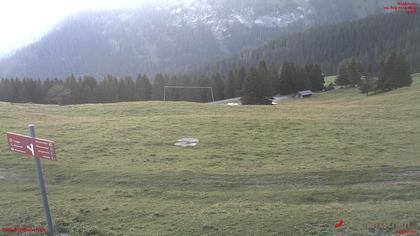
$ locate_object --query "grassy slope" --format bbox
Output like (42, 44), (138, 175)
(0, 74), (419, 235)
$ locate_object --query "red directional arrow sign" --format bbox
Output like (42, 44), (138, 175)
(6, 132), (56, 161)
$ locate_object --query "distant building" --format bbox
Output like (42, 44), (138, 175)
(296, 90), (313, 98)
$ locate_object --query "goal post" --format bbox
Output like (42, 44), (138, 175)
(163, 86), (215, 103)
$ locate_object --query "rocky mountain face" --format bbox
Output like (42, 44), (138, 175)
(0, 0), (394, 78)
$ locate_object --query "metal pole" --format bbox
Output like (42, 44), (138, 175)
(28, 124), (54, 236)
(210, 88), (215, 103)
(163, 87), (166, 101)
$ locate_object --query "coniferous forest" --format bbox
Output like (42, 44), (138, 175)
(0, 50), (413, 105)
(197, 13), (420, 76)
(0, 60), (326, 105)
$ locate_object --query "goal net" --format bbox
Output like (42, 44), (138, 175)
(164, 86), (215, 103)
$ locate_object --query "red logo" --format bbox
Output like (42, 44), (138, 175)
(384, 1), (417, 14)
(335, 219), (344, 229)
(396, 229), (418, 235)
(1, 228), (47, 233)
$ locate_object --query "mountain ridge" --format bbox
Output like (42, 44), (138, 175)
(194, 12), (420, 76)
(0, 0), (394, 78)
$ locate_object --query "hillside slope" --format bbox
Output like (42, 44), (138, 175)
(0, 75), (419, 235)
(199, 12), (420, 75)
(0, 0), (393, 78)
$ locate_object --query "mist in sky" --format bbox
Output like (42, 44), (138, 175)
(0, 0), (150, 58)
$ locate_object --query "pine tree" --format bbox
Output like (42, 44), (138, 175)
(80, 76), (99, 103)
(394, 53), (412, 87)
(211, 73), (225, 101)
(198, 76), (212, 102)
(268, 63), (279, 95)
(178, 75), (193, 101)
(64, 75), (81, 104)
(377, 60), (386, 91)
(258, 61), (273, 97)
(0, 79), (13, 102)
(279, 62), (294, 94)
(241, 66), (271, 105)
(236, 67), (247, 96)
(152, 73), (166, 101)
(47, 84), (70, 105)
(101, 75), (119, 103)
(118, 77), (128, 101)
(225, 70), (236, 99)
(336, 57), (361, 86)
(305, 64), (324, 91)
(294, 64), (308, 92)
(336, 59), (350, 86)
(359, 64), (376, 95)
(378, 52), (412, 91)
(124, 76), (137, 101)
(166, 76), (179, 101)
(348, 57), (361, 86)
(137, 74), (152, 101)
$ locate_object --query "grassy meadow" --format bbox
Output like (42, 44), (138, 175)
(0, 74), (420, 235)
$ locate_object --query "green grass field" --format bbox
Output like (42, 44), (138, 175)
(1, 74), (420, 235)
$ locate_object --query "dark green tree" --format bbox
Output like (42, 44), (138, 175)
(336, 57), (361, 86)
(278, 62), (294, 94)
(80, 76), (99, 103)
(124, 76), (137, 101)
(336, 59), (350, 86)
(378, 52), (412, 91)
(64, 75), (82, 104)
(47, 84), (70, 105)
(241, 66), (272, 105)
(236, 67), (247, 96)
(359, 64), (376, 95)
(211, 73), (225, 101)
(198, 76), (212, 102)
(348, 57), (362, 86)
(225, 70), (237, 99)
(152, 73), (166, 100)
(258, 61), (274, 97)
(305, 64), (324, 91)
(136, 74), (152, 101)
(101, 75), (119, 103)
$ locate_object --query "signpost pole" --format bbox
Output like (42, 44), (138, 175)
(28, 124), (54, 236)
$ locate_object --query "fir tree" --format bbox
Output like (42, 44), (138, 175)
(241, 66), (271, 105)
(278, 62), (294, 94)
(305, 64), (324, 91)
(336, 59), (350, 86)
(198, 76), (212, 102)
(211, 73), (225, 101)
(152, 73), (166, 101)
(359, 64), (376, 95)
(237, 67), (247, 96)
(225, 70), (236, 99)
(137, 74), (152, 101)
(378, 52), (412, 91)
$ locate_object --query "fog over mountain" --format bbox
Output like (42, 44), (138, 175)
(0, 0), (394, 78)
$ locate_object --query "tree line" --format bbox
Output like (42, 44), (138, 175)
(0, 51), (412, 105)
(336, 52), (412, 95)
(0, 60), (325, 105)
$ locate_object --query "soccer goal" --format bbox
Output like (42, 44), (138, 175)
(163, 86), (215, 103)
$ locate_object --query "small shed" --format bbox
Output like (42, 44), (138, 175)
(296, 90), (313, 98)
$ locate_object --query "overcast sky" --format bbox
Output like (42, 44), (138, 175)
(0, 0), (149, 58)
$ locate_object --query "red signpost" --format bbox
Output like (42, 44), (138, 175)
(6, 132), (56, 161)
(5, 125), (56, 236)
